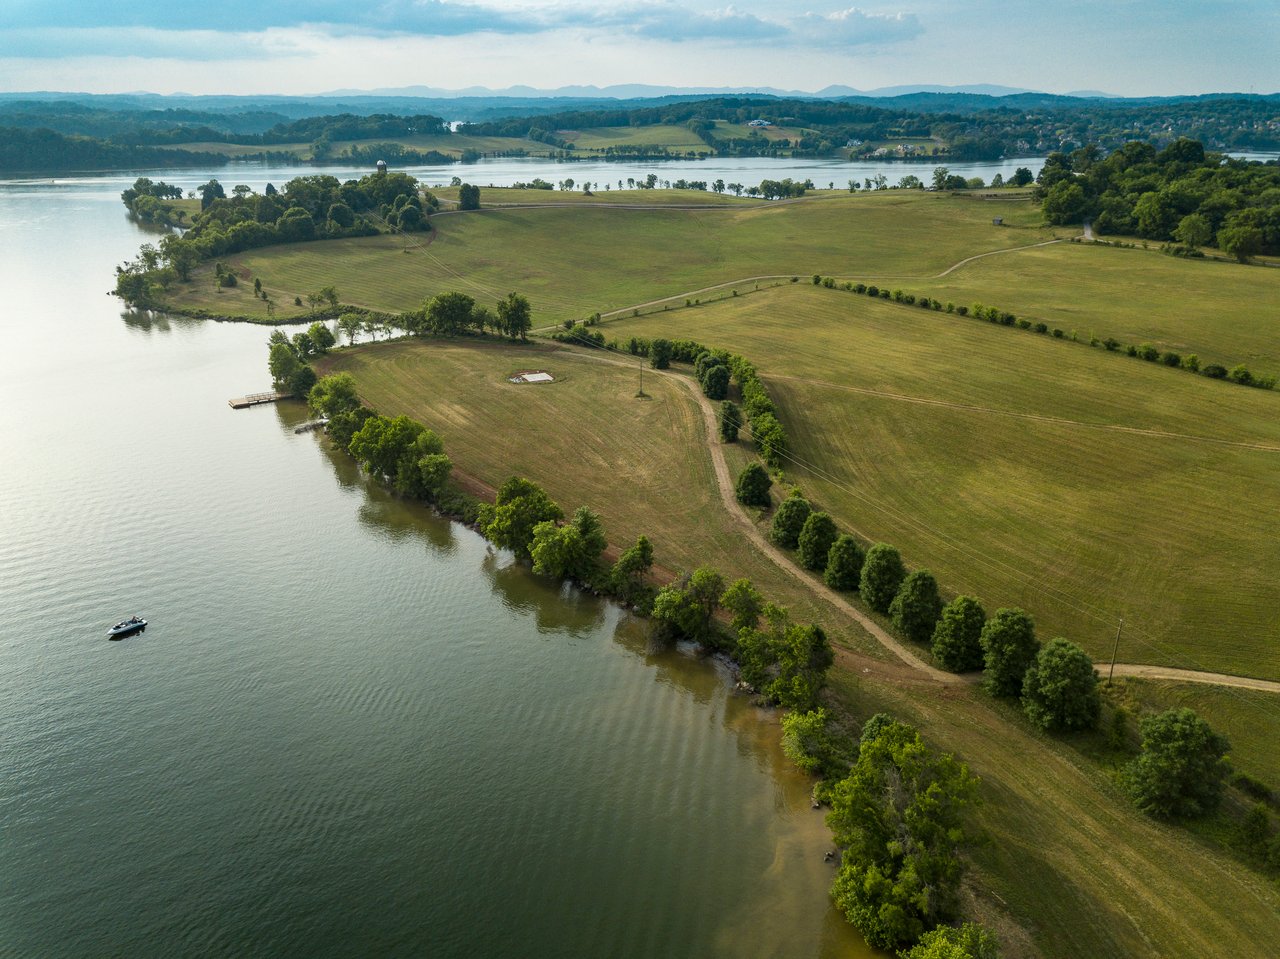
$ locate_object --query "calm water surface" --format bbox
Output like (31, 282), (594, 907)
(0, 173), (874, 955)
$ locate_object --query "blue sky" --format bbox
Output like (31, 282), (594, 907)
(0, 1), (1275, 96)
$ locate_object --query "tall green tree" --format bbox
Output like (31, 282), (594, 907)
(930, 596), (987, 673)
(859, 543), (906, 614)
(827, 719), (979, 951)
(496, 292), (532, 340)
(1021, 638), (1100, 732)
(823, 534), (865, 591)
(478, 476), (563, 560)
(734, 463), (772, 507)
(423, 291), (476, 336)
(458, 183), (480, 210)
(1126, 708), (1231, 819)
(769, 493), (811, 548)
(719, 400), (741, 443)
(796, 512), (839, 571)
(902, 923), (1002, 959)
(308, 372), (361, 418)
(651, 567), (724, 645)
(889, 569), (943, 644)
(609, 534), (654, 603)
(531, 506), (607, 582)
(720, 578), (765, 634)
(980, 608), (1039, 698)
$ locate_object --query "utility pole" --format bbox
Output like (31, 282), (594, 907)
(637, 355), (645, 398)
(1107, 617), (1125, 686)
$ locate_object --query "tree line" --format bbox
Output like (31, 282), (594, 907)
(807, 271), (1277, 391)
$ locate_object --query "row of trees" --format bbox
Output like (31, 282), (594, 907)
(406, 291), (532, 339)
(619, 334), (790, 466)
(807, 272), (1276, 391)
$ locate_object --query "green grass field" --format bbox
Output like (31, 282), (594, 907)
(168, 191), (1052, 321)
(885, 239), (1280, 373)
(314, 337), (846, 632)
(603, 284), (1280, 681)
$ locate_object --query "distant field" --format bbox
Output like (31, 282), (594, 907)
(603, 284), (1280, 680)
(316, 338), (841, 628)
(559, 125), (711, 154)
(712, 121), (819, 145)
(170, 191), (1052, 321)
(889, 239), (1280, 374)
(326, 133), (550, 160)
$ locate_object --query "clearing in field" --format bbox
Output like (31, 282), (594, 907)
(603, 284), (1280, 681)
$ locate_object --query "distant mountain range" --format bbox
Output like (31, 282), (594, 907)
(321, 82), (1116, 100)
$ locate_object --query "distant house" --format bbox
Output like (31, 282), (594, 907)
(747, 119), (773, 128)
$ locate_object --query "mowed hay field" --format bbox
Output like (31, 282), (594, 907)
(879, 240), (1280, 373)
(317, 338), (846, 631)
(603, 284), (1280, 680)
(180, 191), (1052, 321)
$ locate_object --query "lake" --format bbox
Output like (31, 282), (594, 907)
(0, 167), (876, 955)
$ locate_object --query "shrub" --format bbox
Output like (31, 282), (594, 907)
(770, 494), (811, 548)
(1051, 328), (1065, 338)
(859, 543), (906, 613)
(1137, 343), (1160, 361)
(1228, 364), (1254, 386)
(1182, 353), (1200, 372)
(1021, 638), (1101, 731)
(902, 923), (1001, 959)
(1162, 351), (1182, 367)
(824, 535), (865, 591)
(865, 285), (879, 297)
(931, 595), (987, 672)
(854, 283), (867, 294)
(734, 463), (772, 507)
(1202, 364), (1228, 379)
(1103, 337), (1121, 351)
(889, 570), (943, 644)
(797, 511), (839, 571)
(1033, 322), (1048, 334)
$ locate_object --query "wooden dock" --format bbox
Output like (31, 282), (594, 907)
(228, 390), (291, 409)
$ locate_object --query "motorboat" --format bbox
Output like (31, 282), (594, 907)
(108, 615), (146, 638)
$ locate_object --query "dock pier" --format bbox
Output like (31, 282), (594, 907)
(228, 390), (291, 410)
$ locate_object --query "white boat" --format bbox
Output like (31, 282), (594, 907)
(108, 615), (146, 638)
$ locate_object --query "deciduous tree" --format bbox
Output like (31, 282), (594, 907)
(1021, 638), (1100, 731)
(980, 608), (1039, 698)
(890, 570), (943, 644)
(823, 534), (864, 591)
(859, 543), (906, 613)
(930, 596), (986, 672)
(796, 511), (838, 571)
(1126, 708), (1231, 818)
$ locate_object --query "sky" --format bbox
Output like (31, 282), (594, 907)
(0, 1), (1276, 97)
